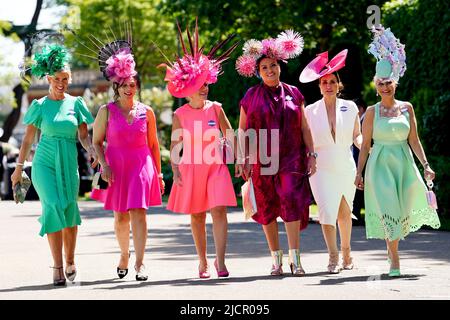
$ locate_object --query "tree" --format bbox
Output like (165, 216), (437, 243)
(383, 0), (450, 219)
(0, 0), (44, 143)
(159, 0), (387, 125)
(0, 26), (18, 109)
(62, 0), (177, 86)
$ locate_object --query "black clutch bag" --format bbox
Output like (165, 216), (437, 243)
(13, 171), (32, 204)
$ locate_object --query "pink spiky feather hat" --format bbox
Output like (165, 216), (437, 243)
(157, 18), (239, 98)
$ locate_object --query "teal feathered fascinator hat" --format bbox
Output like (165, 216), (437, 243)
(30, 44), (71, 78)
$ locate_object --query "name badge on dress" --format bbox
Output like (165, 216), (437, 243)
(340, 106), (348, 112)
(208, 120), (216, 127)
(137, 112), (147, 120)
(68, 109), (76, 115)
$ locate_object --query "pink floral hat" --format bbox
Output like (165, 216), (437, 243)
(235, 30), (304, 77)
(98, 40), (137, 83)
(158, 18), (239, 98)
(72, 22), (137, 84)
(299, 49), (348, 83)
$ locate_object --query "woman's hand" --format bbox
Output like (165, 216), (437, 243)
(424, 166), (435, 181)
(354, 174), (364, 190)
(306, 157), (317, 177)
(159, 177), (165, 195)
(11, 167), (23, 187)
(88, 147), (99, 168)
(101, 165), (114, 186)
(173, 166), (183, 187)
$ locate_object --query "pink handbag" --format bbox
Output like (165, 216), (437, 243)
(426, 180), (438, 210)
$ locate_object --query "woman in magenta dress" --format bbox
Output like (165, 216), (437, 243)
(235, 30), (316, 276)
(159, 19), (238, 278)
(91, 40), (163, 281)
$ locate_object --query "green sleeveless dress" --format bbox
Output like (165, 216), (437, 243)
(364, 102), (440, 240)
(23, 95), (94, 236)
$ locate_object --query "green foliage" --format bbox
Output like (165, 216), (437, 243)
(383, 0), (450, 219)
(58, 0), (448, 219)
(62, 0), (177, 85)
(160, 0), (387, 126)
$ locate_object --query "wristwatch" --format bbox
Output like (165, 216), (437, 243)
(307, 151), (318, 159)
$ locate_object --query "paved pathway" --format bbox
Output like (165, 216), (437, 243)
(0, 200), (449, 300)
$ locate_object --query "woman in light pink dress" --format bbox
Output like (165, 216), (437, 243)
(160, 20), (238, 278)
(91, 41), (163, 281)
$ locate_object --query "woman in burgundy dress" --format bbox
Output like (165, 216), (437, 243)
(235, 31), (316, 276)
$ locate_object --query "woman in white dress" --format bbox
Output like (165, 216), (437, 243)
(300, 50), (362, 273)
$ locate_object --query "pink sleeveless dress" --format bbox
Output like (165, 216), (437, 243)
(91, 102), (162, 212)
(167, 101), (237, 214)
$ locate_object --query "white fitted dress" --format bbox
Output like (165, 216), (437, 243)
(305, 98), (358, 226)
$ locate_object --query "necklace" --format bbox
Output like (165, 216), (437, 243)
(380, 101), (399, 117)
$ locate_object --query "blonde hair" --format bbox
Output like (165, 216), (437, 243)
(373, 76), (398, 86)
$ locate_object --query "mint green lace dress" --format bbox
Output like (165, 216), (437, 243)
(23, 95), (94, 236)
(364, 103), (440, 240)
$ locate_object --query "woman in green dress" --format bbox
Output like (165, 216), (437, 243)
(355, 26), (440, 277)
(11, 44), (97, 286)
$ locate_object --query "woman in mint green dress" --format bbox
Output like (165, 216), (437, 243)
(11, 44), (97, 286)
(355, 26), (440, 277)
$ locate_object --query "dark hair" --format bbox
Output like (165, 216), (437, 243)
(112, 74), (140, 101)
(255, 55), (281, 79)
(319, 72), (344, 96)
(353, 97), (368, 111)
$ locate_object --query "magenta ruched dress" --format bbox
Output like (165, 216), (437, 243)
(240, 83), (311, 229)
(91, 102), (162, 212)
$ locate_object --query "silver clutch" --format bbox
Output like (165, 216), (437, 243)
(13, 171), (32, 204)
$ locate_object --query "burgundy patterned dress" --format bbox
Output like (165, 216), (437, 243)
(240, 82), (311, 229)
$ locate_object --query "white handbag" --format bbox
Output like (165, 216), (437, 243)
(241, 178), (257, 220)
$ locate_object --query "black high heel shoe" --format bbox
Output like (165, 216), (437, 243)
(52, 266), (66, 286)
(135, 264), (148, 281)
(117, 252), (130, 279)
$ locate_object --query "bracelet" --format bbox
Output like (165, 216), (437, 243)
(422, 161), (430, 168)
(307, 151), (318, 159)
(16, 162), (24, 167)
(237, 156), (249, 162)
(158, 173), (164, 178)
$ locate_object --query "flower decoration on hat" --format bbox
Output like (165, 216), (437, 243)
(235, 29), (304, 77)
(100, 42), (137, 83)
(157, 18), (239, 98)
(30, 44), (71, 78)
(368, 25), (406, 81)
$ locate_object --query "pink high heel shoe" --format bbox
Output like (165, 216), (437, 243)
(198, 265), (210, 279)
(214, 259), (229, 278)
